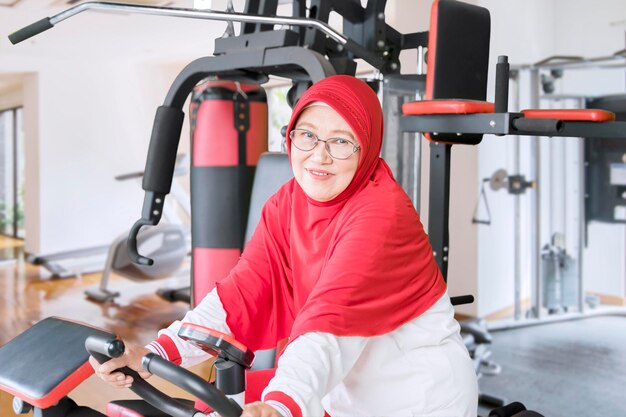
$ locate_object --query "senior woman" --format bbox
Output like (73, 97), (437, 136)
(91, 75), (478, 417)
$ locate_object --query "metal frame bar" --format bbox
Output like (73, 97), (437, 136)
(512, 53), (626, 71)
(12, 108), (18, 239)
(127, 47), (335, 267)
(163, 47), (334, 108)
(401, 113), (626, 140)
(428, 143), (451, 281)
(527, 68), (542, 320)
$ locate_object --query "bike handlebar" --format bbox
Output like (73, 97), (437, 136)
(85, 335), (241, 417)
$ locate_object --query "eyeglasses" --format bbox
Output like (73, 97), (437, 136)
(289, 128), (360, 160)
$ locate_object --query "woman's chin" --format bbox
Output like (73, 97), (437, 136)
(303, 187), (337, 202)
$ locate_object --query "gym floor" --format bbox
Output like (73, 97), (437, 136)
(1, 235), (625, 417)
(478, 315), (626, 417)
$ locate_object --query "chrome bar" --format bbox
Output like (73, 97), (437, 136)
(49, 1), (348, 45)
(528, 67), (542, 320)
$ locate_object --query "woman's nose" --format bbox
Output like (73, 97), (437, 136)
(310, 141), (332, 163)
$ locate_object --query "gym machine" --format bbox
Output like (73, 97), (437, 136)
(8, 0), (543, 415)
(85, 154), (191, 303)
(8, 0), (425, 304)
(8, 0), (451, 302)
(400, 0), (626, 408)
(0, 317), (249, 417)
(479, 54), (626, 322)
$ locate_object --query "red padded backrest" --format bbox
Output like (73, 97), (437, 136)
(426, 0), (491, 102)
(417, 0), (492, 144)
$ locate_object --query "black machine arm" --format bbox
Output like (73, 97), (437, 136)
(85, 335), (242, 417)
(128, 47), (335, 265)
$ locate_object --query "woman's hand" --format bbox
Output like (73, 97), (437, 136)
(88, 341), (153, 389)
(240, 402), (282, 417)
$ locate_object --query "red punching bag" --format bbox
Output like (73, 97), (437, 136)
(189, 80), (268, 307)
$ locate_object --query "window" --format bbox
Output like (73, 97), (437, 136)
(267, 84), (292, 152)
(0, 107), (25, 239)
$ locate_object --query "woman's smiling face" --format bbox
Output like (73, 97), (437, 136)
(289, 105), (360, 202)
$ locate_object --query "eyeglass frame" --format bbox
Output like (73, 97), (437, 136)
(288, 128), (361, 160)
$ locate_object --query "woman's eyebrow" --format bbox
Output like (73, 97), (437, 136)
(295, 121), (316, 130)
(295, 122), (356, 140)
(331, 129), (356, 140)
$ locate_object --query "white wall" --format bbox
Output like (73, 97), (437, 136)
(28, 60), (176, 254)
(2, 57), (195, 256)
(0, 5), (215, 256)
(0, 82), (22, 111)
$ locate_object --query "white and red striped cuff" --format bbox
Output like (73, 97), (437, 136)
(146, 334), (182, 365)
(265, 400), (292, 417)
(263, 392), (302, 417)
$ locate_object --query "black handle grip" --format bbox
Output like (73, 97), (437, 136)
(9, 18), (54, 45)
(511, 117), (563, 134)
(142, 353), (242, 417)
(143, 106), (185, 194)
(127, 217), (156, 266)
(127, 105), (184, 266)
(85, 337), (198, 417)
(495, 56), (509, 114)
(85, 334), (125, 360)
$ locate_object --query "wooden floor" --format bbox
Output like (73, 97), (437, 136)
(0, 236), (210, 416)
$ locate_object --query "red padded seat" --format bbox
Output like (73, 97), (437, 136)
(403, 99), (494, 115)
(521, 109), (615, 122)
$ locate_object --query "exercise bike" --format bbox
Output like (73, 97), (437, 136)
(85, 154), (191, 303)
(0, 317), (544, 417)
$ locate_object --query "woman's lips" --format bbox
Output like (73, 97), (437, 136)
(306, 168), (333, 179)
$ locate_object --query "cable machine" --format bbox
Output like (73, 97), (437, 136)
(489, 52), (626, 326)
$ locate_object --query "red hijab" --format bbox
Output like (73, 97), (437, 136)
(216, 75), (446, 350)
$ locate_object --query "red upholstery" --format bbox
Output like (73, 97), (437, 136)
(424, 0), (439, 101)
(0, 317), (111, 410)
(192, 248), (240, 307)
(403, 0), (492, 144)
(0, 361), (94, 409)
(403, 99), (494, 115)
(192, 96), (268, 167)
(245, 369), (277, 403)
(521, 108), (616, 122)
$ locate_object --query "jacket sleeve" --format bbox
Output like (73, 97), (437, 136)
(146, 288), (232, 367)
(261, 332), (368, 417)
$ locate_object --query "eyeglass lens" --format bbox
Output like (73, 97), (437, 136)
(290, 129), (357, 159)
